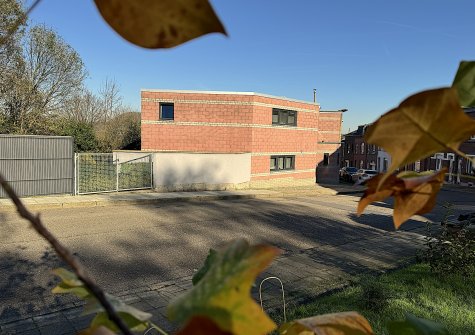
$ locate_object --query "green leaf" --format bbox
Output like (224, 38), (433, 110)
(78, 326), (117, 335)
(452, 61), (475, 107)
(404, 313), (449, 335)
(84, 293), (152, 322)
(167, 239), (280, 335)
(52, 268), (91, 299)
(192, 248), (218, 285)
(52, 268), (84, 287)
(280, 311), (374, 335)
(387, 320), (417, 335)
(91, 312), (149, 333)
(93, 0), (227, 49)
(52, 282), (91, 299)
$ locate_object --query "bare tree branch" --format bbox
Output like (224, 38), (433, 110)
(0, 173), (133, 335)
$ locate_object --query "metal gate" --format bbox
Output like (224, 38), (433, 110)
(75, 153), (152, 194)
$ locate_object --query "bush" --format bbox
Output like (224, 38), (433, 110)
(421, 208), (475, 277)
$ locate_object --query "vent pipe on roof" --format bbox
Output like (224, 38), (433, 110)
(313, 89), (317, 103)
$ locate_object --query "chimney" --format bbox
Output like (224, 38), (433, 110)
(313, 89), (317, 103)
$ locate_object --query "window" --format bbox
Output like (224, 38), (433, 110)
(270, 155), (295, 171)
(361, 143), (365, 154)
(160, 103), (174, 120)
(272, 108), (297, 126)
(323, 153), (330, 166)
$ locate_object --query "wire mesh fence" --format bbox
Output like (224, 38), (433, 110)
(76, 153), (152, 194)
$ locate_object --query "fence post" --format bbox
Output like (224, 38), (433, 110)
(150, 155), (153, 189)
(116, 158), (119, 192)
(73, 153), (77, 195)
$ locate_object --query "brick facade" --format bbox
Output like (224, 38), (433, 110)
(141, 90), (343, 188)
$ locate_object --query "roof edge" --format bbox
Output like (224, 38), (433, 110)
(140, 89), (320, 106)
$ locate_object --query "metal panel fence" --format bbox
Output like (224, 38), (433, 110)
(76, 153), (152, 194)
(0, 135), (74, 198)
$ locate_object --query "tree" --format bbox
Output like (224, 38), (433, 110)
(55, 118), (98, 152)
(98, 78), (122, 122)
(94, 110), (140, 151)
(0, 22), (86, 134)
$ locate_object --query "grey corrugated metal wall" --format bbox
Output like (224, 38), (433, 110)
(0, 135), (74, 198)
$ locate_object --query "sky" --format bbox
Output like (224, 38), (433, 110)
(27, 0), (475, 133)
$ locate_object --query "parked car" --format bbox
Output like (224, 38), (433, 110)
(339, 166), (359, 182)
(352, 169), (378, 184)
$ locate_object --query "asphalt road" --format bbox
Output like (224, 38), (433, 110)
(0, 188), (472, 322)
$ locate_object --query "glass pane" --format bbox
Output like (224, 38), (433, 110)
(285, 157), (293, 169)
(288, 113), (295, 125)
(279, 112), (288, 125)
(161, 104), (174, 119)
(278, 157), (284, 170)
(272, 110), (279, 124)
(270, 158), (276, 170)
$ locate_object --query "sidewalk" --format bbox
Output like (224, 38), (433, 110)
(0, 184), (365, 211)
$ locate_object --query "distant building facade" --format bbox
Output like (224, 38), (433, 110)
(341, 125), (379, 170)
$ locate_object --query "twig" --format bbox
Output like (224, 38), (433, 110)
(0, 174), (132, 335)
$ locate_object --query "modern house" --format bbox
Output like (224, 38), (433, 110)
(141, 89), (345, 190)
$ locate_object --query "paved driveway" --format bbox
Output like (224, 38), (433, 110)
(0, 193), (429, 328)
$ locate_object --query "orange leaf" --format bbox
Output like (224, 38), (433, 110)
(364, 88), (475, 186)
(280, 311), (374, 335)
(358, 169), (446, 229)
(94, 0), (227, 49)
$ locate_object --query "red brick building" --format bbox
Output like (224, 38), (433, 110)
(141, 90), (344, 188)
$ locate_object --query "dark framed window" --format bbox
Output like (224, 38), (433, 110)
(272, 108), (297, 126)
(160, 103), (174, 120)
(323, 153), (330, 166)
(270, 155), (295, 171)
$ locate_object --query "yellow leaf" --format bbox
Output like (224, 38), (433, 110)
(93, 0), (226, 49)
(364, 88), (475, 185)
(168, 239), (280, 335)
(280, 311), (374, 335)
(358, 169), (446, 229)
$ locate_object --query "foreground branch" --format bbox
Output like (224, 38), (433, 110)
(0, 174), (132, 335)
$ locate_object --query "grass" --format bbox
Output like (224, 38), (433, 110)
(278, 263), (475, 335)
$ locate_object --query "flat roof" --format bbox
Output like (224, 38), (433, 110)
(141, 89), (320, 106)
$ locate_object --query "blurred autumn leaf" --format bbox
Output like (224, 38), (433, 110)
(358, 169), (446, 228)
(279, 311), (374, 335)
(176, 316), (233, 335)
(364, 88), (475, 186)
(452, 61), (475, 108)
(52, 268), (154, 333)
(93, 0), (226, 49)
(78, 326), (116, 335)
(167, 239), (280, 335)
(192, 248), (218, 285)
